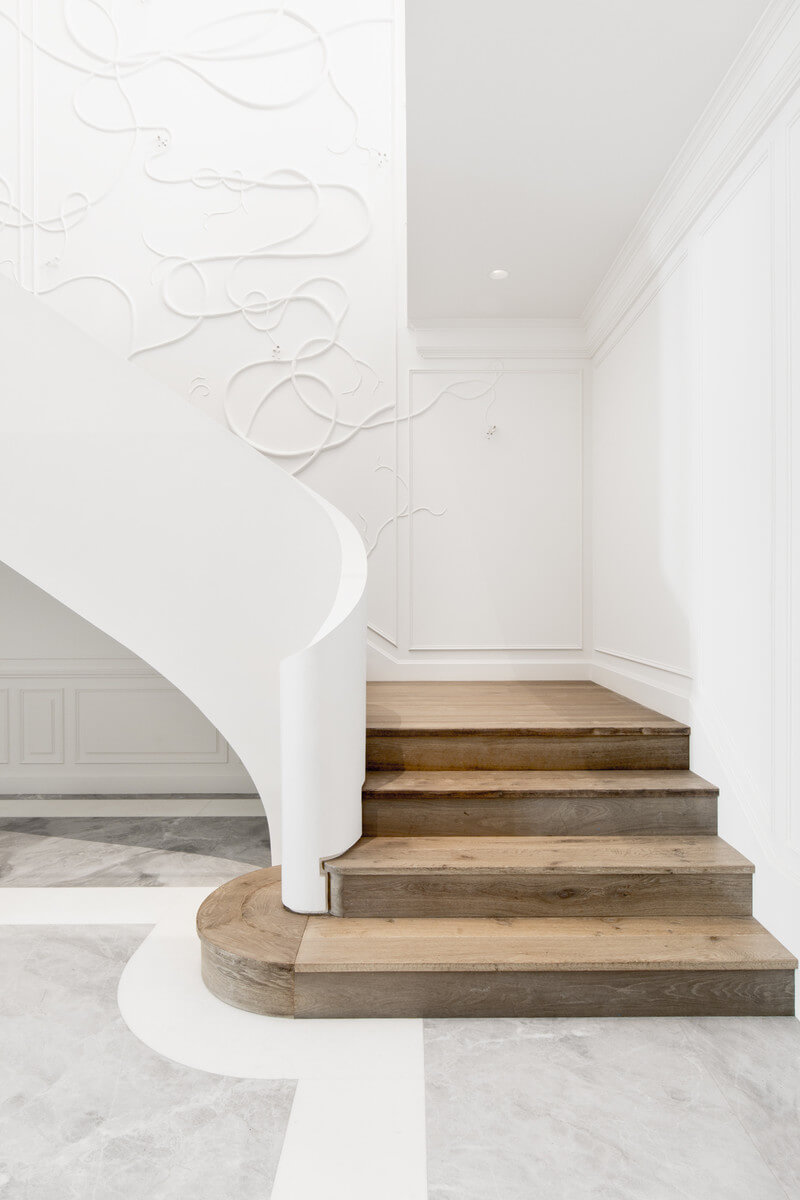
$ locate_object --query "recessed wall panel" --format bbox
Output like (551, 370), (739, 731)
(409, 370), (582, 650)
(76, 687), (225, 763)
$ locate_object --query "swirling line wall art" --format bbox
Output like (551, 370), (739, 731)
(0, 0), (504, 648)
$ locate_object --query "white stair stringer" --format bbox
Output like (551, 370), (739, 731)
(0, 279), (367, 911)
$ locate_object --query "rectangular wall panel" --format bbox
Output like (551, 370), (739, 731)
(76, 687), (226, 764)
(409, 370), (582, 650)
(591, 257), (693, 676)
(698, 158), (774, 819)
(0, 689), (8, 764)
(19, 688), (65, 763)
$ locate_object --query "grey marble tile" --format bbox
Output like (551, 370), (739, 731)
(424, 1017), (790, 1200)
(0, 926), (296, 1199)
(0, 816), (269, 859)
(683, 1017), (800, 1197)
(95, 1038), (294, 1200)
(0, 817), (270, 886)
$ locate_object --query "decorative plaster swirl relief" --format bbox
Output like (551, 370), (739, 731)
(0, 0), (410, 640)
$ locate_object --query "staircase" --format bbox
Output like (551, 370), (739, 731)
(197, 681), (797, 1018)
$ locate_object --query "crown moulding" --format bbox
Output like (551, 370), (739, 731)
(583, 0), (800, 359)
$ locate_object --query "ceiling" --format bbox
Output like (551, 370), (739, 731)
(405, 0), (772, 322)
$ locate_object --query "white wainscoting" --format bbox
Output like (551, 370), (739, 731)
(408, 368), (583, 652)
(0, 661), (253, 794)
(591, 254), (693, 679)
(696, 153), (776, 829)
(587, 62), (800, 966)
(0, 688), (9, 764)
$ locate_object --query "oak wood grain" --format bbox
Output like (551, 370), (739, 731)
(366, 680), (689, 734)
(366, 732), (690, 771)
(328, 870), (753, 919)
(325, 835), (753, 875)
(362, 794), (717, 837)
(197, 866), (307, 1016)
(363, 769), (718, 797)
(362, 770), (718, 836)
(294, 968), (796, 1018)
(296, 915), (795, 972)
(194, 681), (795, 1021)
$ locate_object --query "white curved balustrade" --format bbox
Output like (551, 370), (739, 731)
(0, 280), (367, 911)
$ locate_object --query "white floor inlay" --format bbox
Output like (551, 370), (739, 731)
(116, 889), (428, 1199)
(117, 889), (424, 1083)
(0, 885), (206, 923)
(2, 882), (428, 1198)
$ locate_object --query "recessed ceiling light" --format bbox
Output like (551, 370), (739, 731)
(489, 268), (509, 280)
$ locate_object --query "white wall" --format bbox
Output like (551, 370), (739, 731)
(0, 566), (252, 793)
(588, 1), (800, 964)
(0, 0), (590, 791)
(592, 257), (693, 681)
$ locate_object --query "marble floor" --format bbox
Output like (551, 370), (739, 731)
(0, 926), (294, 1200)
(0, 816), (271, 886)
(1, 798), (799, 1199)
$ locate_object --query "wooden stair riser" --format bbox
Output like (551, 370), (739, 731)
(293, 968), (795, 1019)
(362, 794), (717, 837)
(197, 869), (796, 1019)
(366, 732), (690, 771)
(196, 683), (797, 1021)
(327, 871), (752, 919)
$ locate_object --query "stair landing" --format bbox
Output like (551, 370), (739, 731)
(197, 681), (796, 1018)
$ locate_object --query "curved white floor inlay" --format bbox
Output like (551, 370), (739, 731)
(1, 882), (427, 1198)
(117, 889), (428, 1200)
(117, 889), (423, 1082)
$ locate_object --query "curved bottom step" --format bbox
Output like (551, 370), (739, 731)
(197, 869), (796, 1019)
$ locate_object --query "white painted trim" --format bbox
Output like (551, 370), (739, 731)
(0, 661), (254, 791)
(416, 347), (588, 361)
(0, 795), (261, 816)
(410, 319), (588, 361)
(0, 767), (256, 794)
(590, 659), (692, 725)
(0, 657), (155, 678)
(584, 0), (800, 356)
(590, 250), (689, 369)
(406, 366), (585, 654)
(594, 647), (693, 679)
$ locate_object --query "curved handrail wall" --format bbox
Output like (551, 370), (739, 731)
(281, 491), (367, 912)
(0, 280), (366, 908)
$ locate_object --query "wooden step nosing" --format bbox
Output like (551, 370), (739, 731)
(367, 726), (690, 739)
(362, 788), (719, 801)
(295, 958), (796, 974)
(325, 863), (755, 876)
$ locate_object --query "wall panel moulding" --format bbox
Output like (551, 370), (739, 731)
(411, 320), (589, 360)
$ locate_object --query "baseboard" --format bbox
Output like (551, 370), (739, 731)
(367, 639), (590, 681)
(0, 794), (263, 816)
(590, 656), (693, 724)
(0, 659), (255, 794)
(0, 767), (255, 795)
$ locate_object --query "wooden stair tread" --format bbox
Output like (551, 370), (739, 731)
(363, 769), (717, 798)
(196, 867), (308, 1017)
(197, 869), (796, 1017)
(196, 680), (795, 1018)
(325, 835), (753, 876)
(196, 866), (307, 965)
(296, 915), (797, 973)
(366, 680), (688, 735)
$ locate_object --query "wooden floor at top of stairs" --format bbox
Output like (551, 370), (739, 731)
(366, 680), (688, 735)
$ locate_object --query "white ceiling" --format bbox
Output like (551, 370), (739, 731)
(406, 0), (771, 322)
